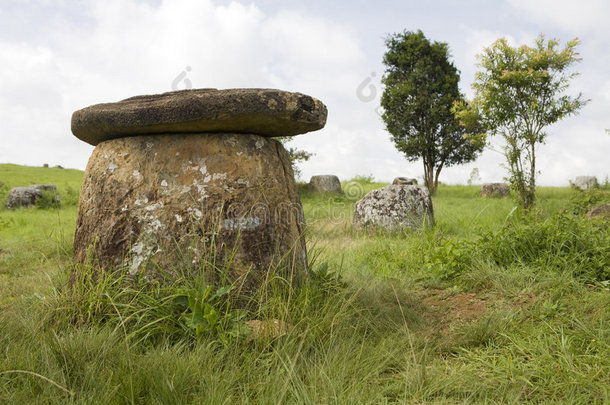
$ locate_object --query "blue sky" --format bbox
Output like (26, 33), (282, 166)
(1, 0), (608, 185)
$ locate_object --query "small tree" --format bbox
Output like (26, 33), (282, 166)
(381, 30), (485, 194)
(463, 35), (587, 209)
(276, 137), (313, 180)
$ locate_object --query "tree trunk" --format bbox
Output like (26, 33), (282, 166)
(525, 140), (536, 209)
(423, 159), (436, 194)
(434, 162), (444, 192)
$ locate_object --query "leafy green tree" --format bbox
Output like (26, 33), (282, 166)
(276, 137), (313, 180)
(381, 30), (485, 194)
(461, 35), (587, 209)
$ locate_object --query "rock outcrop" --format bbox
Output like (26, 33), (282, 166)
(72, 89), (327, 289)
(392, 177), (417, 185)
(573, 176), (597, 190)
(4, 184), (57, 209)
(309, 175), (342, 194)
(480, 183), (510, 198)
(353, 185), (434, 232)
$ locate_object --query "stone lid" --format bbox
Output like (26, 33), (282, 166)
(71, 88), (328, 145)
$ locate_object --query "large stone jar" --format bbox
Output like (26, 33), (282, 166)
(71, 88), (327, 288)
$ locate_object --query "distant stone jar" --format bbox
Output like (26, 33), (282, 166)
(392, 177), (417, 185)
(573, 176), (597, 190)
(480, 183), (510, 198)
(353, 185), (434, 232)
(71, 88), (327, 288)
(308, 175), (342, 194)
(4, 184), (57, 209)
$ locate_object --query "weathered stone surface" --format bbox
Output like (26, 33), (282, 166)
(392, 177), (417, 185)
(73, 134), (307, 287)
(71, 88), (328, 146)
(587, 203), (610, 219)
(480, 183), (510, 198)
(573, 176), (597, 190)
(4, 184), (57, 209)
(353, 185), (434, 232)
(309, 175), (342, 194)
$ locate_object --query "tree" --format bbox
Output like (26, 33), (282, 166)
(381, 30), (484, 194)
(276, 137), (313, 180)
(462, 35), (587, 209)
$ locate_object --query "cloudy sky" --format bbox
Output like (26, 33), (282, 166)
(1, 0), (608, 185)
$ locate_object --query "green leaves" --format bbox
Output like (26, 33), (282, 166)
(469, 34), (587, 209)
(381, 30), (485, 193)
(176, 283), (248, 344)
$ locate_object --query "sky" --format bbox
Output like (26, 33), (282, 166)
(0, 0), (608, 185)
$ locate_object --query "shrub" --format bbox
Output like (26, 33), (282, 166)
(423, 235), (472, 281)
(350, 174), (375, 184)
(35, 189), (61, 209)
(478, 213), (610, 282)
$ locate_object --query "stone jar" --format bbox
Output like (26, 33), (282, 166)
(73, 133), (307, 287)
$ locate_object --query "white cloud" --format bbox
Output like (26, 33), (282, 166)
(507, 0), (610, 35)
(0, 0), (608, 186)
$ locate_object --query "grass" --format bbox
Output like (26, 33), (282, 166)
(1, 165), (609, 403)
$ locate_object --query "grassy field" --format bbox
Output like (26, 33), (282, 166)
(0, 163), (609, 404)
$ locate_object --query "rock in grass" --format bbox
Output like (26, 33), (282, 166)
(4, 184), (57, 209)
(353, 185), (434, 232)
(587, 203), (610, 219)
(573, 176), (597, 190)
(480, 183), (509, 198)
(392, 177), (417, 185)
(309, 175), (342, 194)
(73, 134), (308, 288)
(71, 88), (328, 146)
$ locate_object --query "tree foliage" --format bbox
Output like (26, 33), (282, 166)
(460, 35), (587, 209)
(381, 30), (484, 194)
(276, 137), (313, 180)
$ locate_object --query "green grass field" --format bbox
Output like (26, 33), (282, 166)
(0, 164), (609, 404)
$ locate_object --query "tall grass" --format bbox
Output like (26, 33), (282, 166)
(1, 168), (609, 403)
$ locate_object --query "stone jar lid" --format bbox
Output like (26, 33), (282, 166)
(71, 88), (328, 145)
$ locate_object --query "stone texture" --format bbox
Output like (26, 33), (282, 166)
(573, 176), (597, 190)
(480, 183), (510, 198)
(73, 134), (307, 287)
(309, 175), (342, 194)
(587, 203), (610, 219)
(71, 88), (328, 146)
(353, 185), (434, 232)
(392, 177), (418, 185)
(4, 184), (57, 209)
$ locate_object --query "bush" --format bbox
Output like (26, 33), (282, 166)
(350, 174), (375, 184)
(423, 235), (472, 281)
(477, 213), (610, 282)
(35, 189), (61, 209)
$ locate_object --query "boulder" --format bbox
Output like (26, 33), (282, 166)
(587, 203), (610, 219)
(4, 184), (57, 209)
(309, 175), (342, 194)
(353, 185), (434, 232)
(573, 176), (597, 190)
(392, 177), (417, 185)
(73, 134), (308, 288)
(71, 88), (328, 146)
(480, 183), (510, 198)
